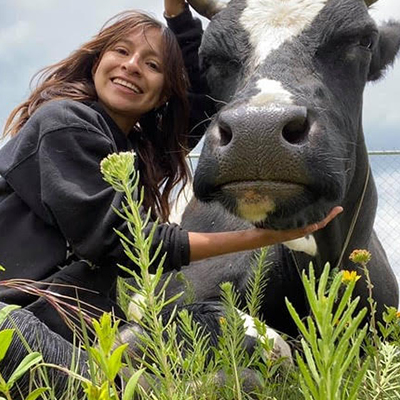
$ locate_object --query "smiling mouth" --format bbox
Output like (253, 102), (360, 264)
(112, 78), (142, 94)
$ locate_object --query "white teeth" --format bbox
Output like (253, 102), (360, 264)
(113, 78), (141, 93)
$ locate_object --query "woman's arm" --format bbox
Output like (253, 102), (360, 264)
(164, 0), (216, 149)
(188, 207), (343, 261)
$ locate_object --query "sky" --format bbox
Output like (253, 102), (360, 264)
(0, 0), (399, 150)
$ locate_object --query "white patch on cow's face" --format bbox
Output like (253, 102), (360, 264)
(240, 0), (327, 65)
(283, 235), (317, 256)
(250, 78), (293, 106)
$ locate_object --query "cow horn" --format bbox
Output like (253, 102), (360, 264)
(187, 0), (227, 19)
(364, 0), (378, 6)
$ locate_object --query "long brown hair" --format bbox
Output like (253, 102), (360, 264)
(3, 10), (191, 221)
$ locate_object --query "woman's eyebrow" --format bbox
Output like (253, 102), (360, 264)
(115, 38), (162, 59)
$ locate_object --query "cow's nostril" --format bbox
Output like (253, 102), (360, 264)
(218, 120), (233, 147)
(282, 117), (309, 145)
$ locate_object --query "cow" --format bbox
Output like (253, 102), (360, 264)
(164, 0), (400, 337)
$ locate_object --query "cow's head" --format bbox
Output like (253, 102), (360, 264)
(191, 0), (400, 230)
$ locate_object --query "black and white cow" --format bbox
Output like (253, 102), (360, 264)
(166, 0), (400, 336)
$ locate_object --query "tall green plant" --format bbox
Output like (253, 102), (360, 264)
(81, 313), (144, 400)
(245, 247), (270, 318)
(101, 152), (180, 397)
(100, 152), (220, 399)
(286, 263), (369, 400)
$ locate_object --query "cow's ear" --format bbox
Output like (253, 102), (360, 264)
(368, 21), (400, 81)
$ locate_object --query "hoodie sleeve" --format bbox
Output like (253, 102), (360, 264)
(166, 5), (216, 150)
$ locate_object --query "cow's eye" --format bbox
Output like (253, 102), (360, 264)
(359, 35), (375, 50)
(200, 55), (240, 79)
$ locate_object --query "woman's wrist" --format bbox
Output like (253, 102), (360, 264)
(164, 0), (186, 17)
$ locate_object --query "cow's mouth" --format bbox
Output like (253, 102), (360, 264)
(220, 180), (305, 224)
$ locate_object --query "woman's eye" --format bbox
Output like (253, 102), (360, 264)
(115, 47), (129, 55)
(147, 61), (160, 71)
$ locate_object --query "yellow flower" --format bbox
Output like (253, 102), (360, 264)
(349, 249), (372, 265)
(219, 316), (227, 325)
(342, 270), (361, 285)
(396, 311), (400, 319)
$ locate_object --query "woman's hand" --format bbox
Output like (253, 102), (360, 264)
(188, 206), (343, 262)
(252, 206), (343, 246)
(164, 0), (186, 17)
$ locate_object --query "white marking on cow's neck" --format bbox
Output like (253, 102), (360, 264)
(240, 0), (327, 65)
(283, 235), (317, 256)
(251, 78), (293, 106)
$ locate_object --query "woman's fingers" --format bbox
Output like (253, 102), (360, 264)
(268, 206), (343, 243)
(302, 206), (343, 235)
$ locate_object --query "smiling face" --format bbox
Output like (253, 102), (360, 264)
(93, 26), (165, 133)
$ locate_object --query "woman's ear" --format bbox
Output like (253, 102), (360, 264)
(157, 95), (169, 108)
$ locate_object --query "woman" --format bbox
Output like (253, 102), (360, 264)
(0, 0), (341, 342)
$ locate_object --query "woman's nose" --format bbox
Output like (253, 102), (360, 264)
(122, 54), (141, 75)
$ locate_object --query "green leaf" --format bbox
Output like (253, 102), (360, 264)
(108, 344), (128, 381)
(7, 352), (43, 387)
(88, 347), (105, 369)
(122, 369), (145, 400)
(0, 329), (14, 362)
(346, 357), (370, 400)
(0, 305), (20, 325)
(297, 354), (318, 399)
(301, 339), (320, 383)
(317, 263), (330, 300)
(332, 281), (358, 324)
(286, 299), (310, 342)
(25, 387), (49, 400)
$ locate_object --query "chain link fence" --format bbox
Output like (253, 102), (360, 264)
(369, 151), (400, 285)
(187, 151), (400, 284)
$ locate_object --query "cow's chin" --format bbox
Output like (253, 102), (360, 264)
(218, 180), (332, 230)
(221, 180), (303, 222)
(221, 181), (304, 224)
